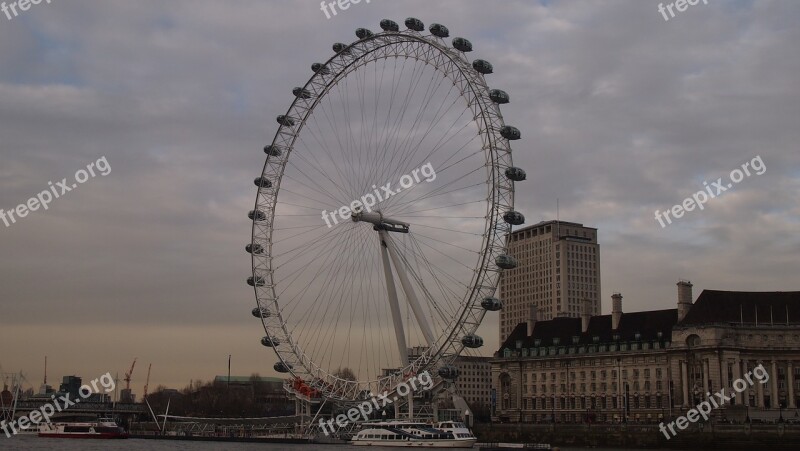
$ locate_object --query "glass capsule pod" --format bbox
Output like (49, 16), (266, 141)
(462, 334), (484, 348)
(481, 297), (503, 311)
(452, 37), (472, 52)
(246, 243), (264, 254)
(500, 126), (521, 140)
(264, 145), (282, 157)
(495, 254), (518, 269)
(380, 19), (399, 32)
(248, 210), (267, 221)
(355, 28), (373, 39)
(247, 275), (266, 287)
(505, 167), (526, 181)
(254, 177), (272, 188)
(405, 17), (424, 31)
(489, 89), (509, 104)
(503, 210), (525, 225)
(429, 23), (449, 38)
(473, 59), (493, 74)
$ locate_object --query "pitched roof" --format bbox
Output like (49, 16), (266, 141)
(679, 290), (800, 325)
(498, 290), (800, 353)
(499, 309), (677, 352)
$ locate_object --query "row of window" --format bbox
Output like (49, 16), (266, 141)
(523, 380), (664, 394)
(524, 367), (664, 382)
(501, 356), (666, 369)
(504, 341), (670, 358)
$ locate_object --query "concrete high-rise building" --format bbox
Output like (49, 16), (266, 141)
(499, 220), (600, 342)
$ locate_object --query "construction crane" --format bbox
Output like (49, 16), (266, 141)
(143, 364), (152, 399)
(124, 358), (137, 390)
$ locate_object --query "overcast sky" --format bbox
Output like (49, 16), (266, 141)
(1, 0), (798, 392)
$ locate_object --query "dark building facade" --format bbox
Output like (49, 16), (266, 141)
(492, 282), (800, 423)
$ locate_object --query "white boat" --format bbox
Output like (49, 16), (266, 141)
(351, 420), (477, 448)
(38, 418), (128, 439)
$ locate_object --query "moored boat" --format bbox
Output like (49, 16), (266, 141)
(38, 418), (128, 439)
(351, 420), (476, 448)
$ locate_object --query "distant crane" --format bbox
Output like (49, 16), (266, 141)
(143, 364), (152, 399)
(124, 358), (137, 391)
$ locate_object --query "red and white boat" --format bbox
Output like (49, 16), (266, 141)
(38, 418), (128, 439)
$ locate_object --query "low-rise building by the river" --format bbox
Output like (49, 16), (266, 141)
(492, 281), (800, 424)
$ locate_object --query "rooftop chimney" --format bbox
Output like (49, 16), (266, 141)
(581, 298), (592, 333)
(527, 304), (538, 336)
(677, 280), (693, 322)
(611, 293), (623, 330)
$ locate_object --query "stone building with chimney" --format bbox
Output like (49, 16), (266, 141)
(491, 281), (800, 423)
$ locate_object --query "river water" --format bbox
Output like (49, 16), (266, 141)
(1, 436), (701, 451)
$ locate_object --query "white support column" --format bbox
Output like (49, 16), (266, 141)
(771, 360), (779, 408)
(788, 361), (795, 409)
(384, 233), (435, 346)
(757, 361), (765, 408)
(379, 231), (409, 365)
(681, 360), (689, 407)
(734, 357), (742, 386)
(721, 356), (729, 391)
(703, 359), (710, 395)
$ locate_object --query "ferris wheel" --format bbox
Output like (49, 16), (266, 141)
(248, 17), (526, 403)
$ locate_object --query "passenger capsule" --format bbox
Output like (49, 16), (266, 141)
(247, 275), (265, 287)
(438, 365), (460, 380)
(254, 177), (272, 188)
(500, 126), (521, 140)
(489, 89), (510, 104)
(311, 63), (330, 75)
(405, 17), (424, 32)
(429, 23), (449, 38)
(293, 87), (312, 99)
(264, 145), (282, 157)
(274, 362), (292, 373)
(495, 254), (518, 269)
(332, 42), (350, 54)
(503, 210), (525, 226)
(246, 243), (264, 254)
(380, 19), (399, 32)
(452, 37), (472, 52)
(505, 167), (527, 181)
(461, 334), (484, 349)
(355, 28), (373, 39)
(252, 306), (271, 318)
(481, 297), (503, 311)
(277, 115), (295, 127)
(248, 210), (267, 221)
(261, 336), (280, 347)
(472, 59), (493, 74)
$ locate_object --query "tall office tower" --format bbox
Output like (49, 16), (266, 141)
(499, 220), (600, 342)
